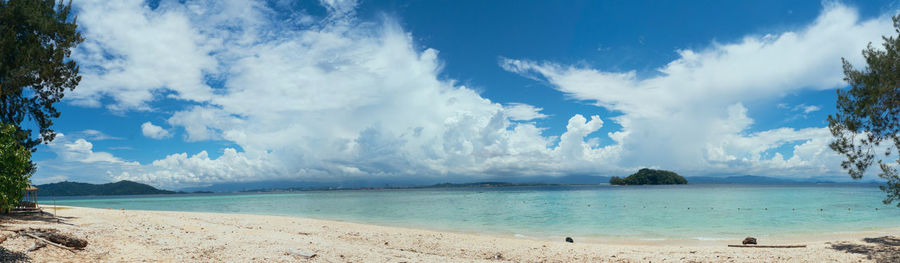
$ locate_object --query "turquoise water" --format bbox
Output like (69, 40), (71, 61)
(44, 184), (900, 240)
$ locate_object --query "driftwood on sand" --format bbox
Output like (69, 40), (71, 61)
(26, 240), (46, 252)
(11, 228), (88, 252)
(286, 249), (317, 259)
(728, 244), (807, 248)
(34, 231), (88, 249)
(23, 232), (78, 252)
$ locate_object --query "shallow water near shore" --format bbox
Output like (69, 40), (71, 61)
(44, 184), (900, 240)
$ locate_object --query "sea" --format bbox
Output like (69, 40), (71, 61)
(42, 184), (900, 241)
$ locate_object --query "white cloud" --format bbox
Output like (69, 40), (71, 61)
(503, 103), (549, 121)
(80, 129), (123, 140)
(62, 0), (606, 187)
(501, 4), (893, 176)
(801, 105), (821, 114)
(779, 103), (821, 114)
(46, 1), (897, 187)
(33, 175), (69, 185)
(319, 0), (357, 16)
(115, 149), (280, 186)
(48, 134), (137, 164)
(107, 146), (135, 150)
(141, 122), (172, 139)
(35, 134), (140, 184)
(777, 103), (822, 120)
(70, 0), (219, 111)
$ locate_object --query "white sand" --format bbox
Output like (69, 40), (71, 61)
(0, 206), (894, 262)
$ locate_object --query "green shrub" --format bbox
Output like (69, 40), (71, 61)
(0, 123), (33, 211)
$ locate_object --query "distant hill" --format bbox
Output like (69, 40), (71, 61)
(240, 181), (561, 192)
(181, 175), (614, 192)
(425, 182), (557, 188)
(685, 175), (878, 184)
(35, 180), (175, 196)
(610, 168), (688, 185)
(687, 175), (800, 184)
(176, 174), (878, 193)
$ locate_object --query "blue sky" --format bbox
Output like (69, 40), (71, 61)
(29, 0), (900, 188)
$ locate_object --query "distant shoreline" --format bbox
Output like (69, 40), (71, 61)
(235, 181), (884, 193)
(33, 178), (885, 196)
(37, 181), (885, 197)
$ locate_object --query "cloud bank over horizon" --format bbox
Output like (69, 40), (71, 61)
(33, 0), (897, 188)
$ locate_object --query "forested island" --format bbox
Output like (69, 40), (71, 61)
(609, 168), (688, 185)
(36, 181), (176, 196)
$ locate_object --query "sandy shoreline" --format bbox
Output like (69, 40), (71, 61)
(0, 206), (896, 262)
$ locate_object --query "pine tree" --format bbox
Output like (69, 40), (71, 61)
(828, 15), (900, 205)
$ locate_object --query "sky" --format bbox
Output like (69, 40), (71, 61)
(27, 0), (900, 188)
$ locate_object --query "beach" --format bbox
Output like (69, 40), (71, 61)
(0, 206), (895, 262)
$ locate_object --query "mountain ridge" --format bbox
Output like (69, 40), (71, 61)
(35, 180), (176, 196)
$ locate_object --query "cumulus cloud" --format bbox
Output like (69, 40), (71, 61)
(71, 0), (218, 111)
(141, 122), (172, 139)
(501, 4), (893, 176)
(44, 1), (897, 187)
(114, 148), (281, 186)
(35, 134), (140, 184)
(47, 134), (137, 165)
(59, 0), (609, 187)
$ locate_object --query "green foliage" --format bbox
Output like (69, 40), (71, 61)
(0, 0), (83, 150)
(609, 176), (625, 185)
(609, 168), (688, 185)
(0, 123), (33, 210)
(828, 15), (900, 205)
(35, 180), (175, 196)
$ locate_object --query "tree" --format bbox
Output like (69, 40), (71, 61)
(0, 0), (83, 151)
(828, 15), (900, 205)
(0, 123), (33, 212)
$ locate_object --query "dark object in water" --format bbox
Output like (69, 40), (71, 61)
(565, 237), (574, 243)
(742, 237), (757, 245)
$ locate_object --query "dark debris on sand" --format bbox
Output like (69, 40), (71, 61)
(0, 246), (29, 262)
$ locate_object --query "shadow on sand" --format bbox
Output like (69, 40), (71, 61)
(831, 236), (900, 263)
(0, 210), (76, 226)
(0, 210), (81, 262)
(0, 246), (28, 262)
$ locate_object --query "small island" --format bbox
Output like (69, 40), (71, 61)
(36, 180), (176, 196)
(609, 168), (688, 185)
